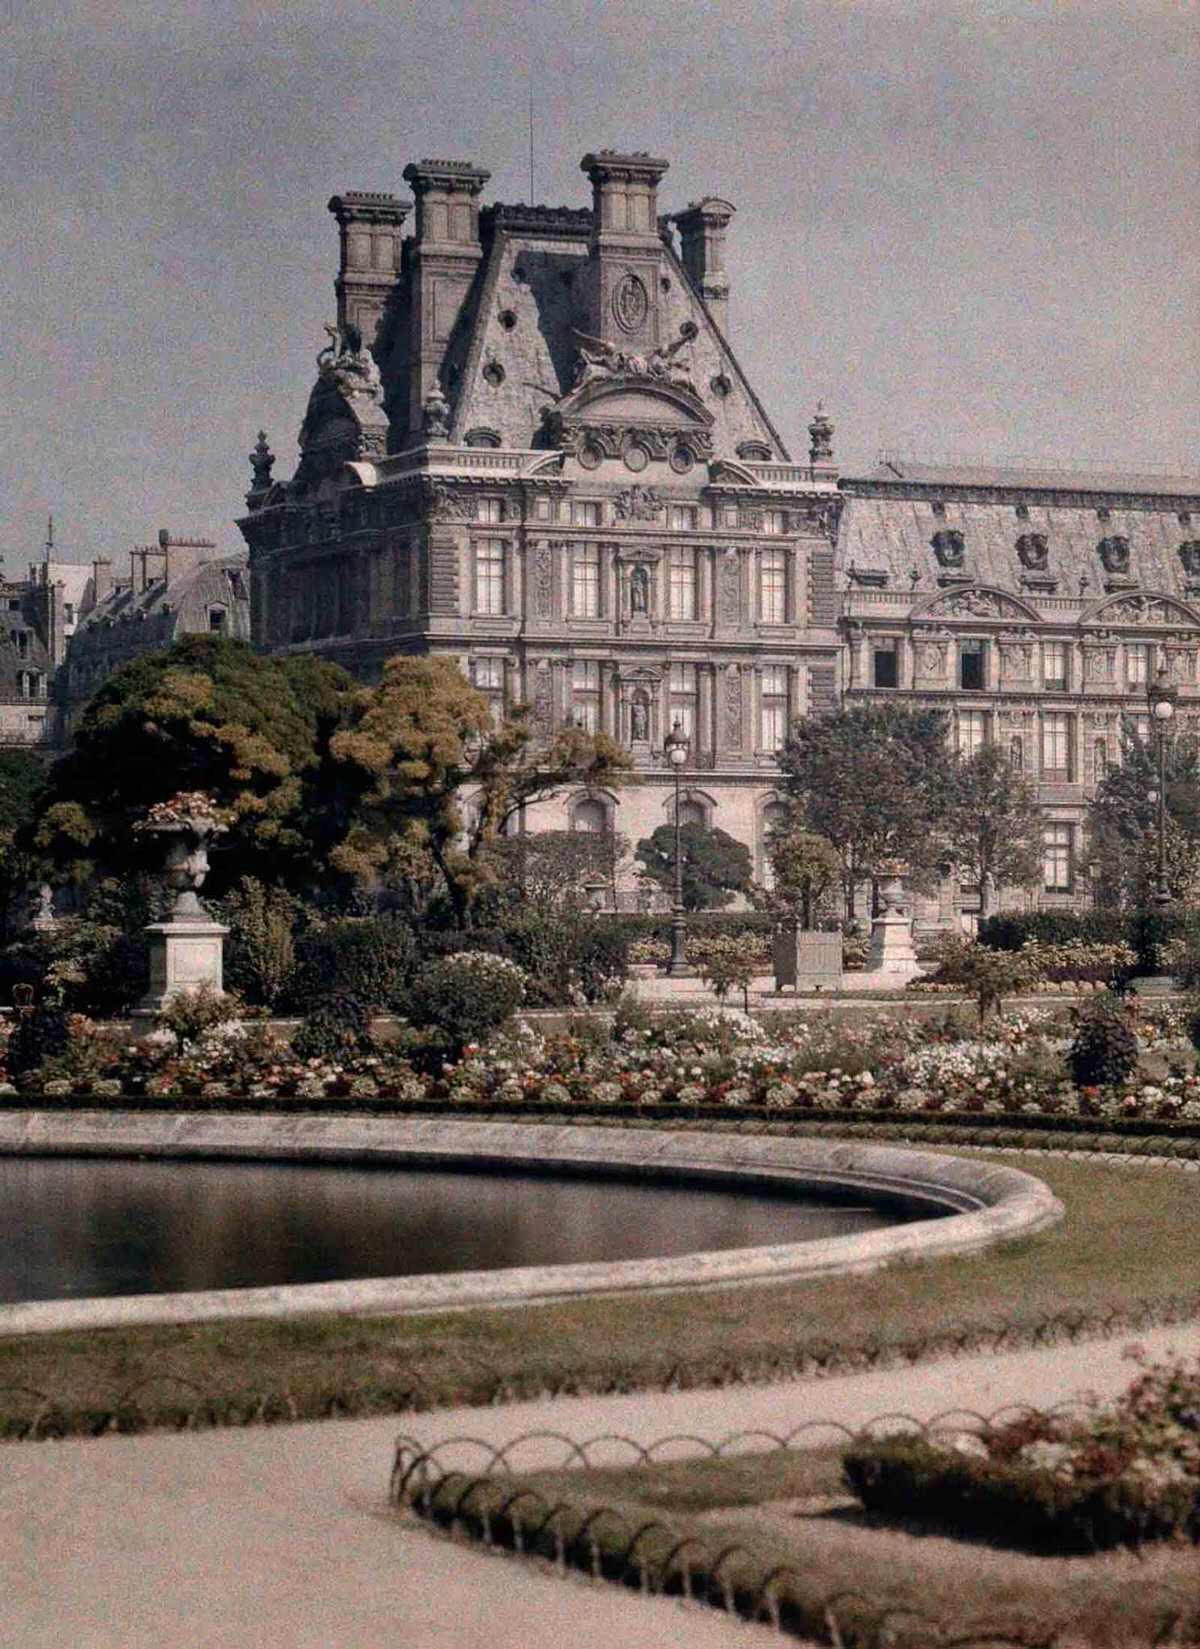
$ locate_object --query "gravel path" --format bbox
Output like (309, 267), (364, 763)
(7, 1320), (1200, 1648)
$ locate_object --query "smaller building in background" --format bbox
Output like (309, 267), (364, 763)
(0, 519), (95, 749)
(60, 530), (250, 737)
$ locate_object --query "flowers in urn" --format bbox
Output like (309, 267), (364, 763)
(134, 791), (230, 921)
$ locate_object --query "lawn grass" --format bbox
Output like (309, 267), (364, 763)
(3, 1148), (1200, 1439)
(410, 1454), (1200, 1647)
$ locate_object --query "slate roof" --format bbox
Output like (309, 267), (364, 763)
(862, 460), (1200, 498)
(444, 210), (788, 461)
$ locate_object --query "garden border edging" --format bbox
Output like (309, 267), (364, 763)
(0, 1112), (1063, 1336)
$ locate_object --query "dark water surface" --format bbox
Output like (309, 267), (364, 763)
(1, 1156), (916, 1304)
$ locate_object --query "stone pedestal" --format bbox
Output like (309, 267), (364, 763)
(866, 871), (921, 978)
(137, 919), (229, 1014)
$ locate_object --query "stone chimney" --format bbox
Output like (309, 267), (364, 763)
(400, 159), (490, 434)
(671, 197), (735, 333)
(578, 150), (669, 351)
(92, 557), (113, 604)
(327, 191), (409, 351)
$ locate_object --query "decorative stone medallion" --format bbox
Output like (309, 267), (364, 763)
(612, 271), (649, 334)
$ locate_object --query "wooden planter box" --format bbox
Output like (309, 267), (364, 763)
(773, 927), (843, 991)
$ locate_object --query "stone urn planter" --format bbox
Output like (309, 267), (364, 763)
(867, 862), (920, 977)
(134, 795), (230, 1013)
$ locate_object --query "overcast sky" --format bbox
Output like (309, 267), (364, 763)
(2, 0), (1196, 568)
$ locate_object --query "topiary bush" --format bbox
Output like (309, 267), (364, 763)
(291, 992), (373, 1061)
(404, 952), (525, 1052)
(6, 1002), (72, 1085)
(1067, 994), (1139, 1088)
(287, 916), (418, 1013)
(978, 909), (1128, 952)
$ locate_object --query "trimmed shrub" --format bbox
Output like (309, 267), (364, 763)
(158, 983), (241, 1050)
(7, 1003), (71, 1084)
(843, 1433), (1197, 1554)
(1067, 995), (1139, 1088)
(291, 992), (373, 1061)
(287, 917), (418, 1013)
(978, 909), (1128, 952)
(405, 953), (525, 1050)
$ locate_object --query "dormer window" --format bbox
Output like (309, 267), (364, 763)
(208, 605), (228, 634)
(736, 440), (772, 462)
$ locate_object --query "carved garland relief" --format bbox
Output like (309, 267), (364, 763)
(724, 667), (743, 747)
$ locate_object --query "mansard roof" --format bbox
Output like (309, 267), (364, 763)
(858, 459), (1200, 500)
(836, 476), (1200, 604)
(444, 208), (786, 461)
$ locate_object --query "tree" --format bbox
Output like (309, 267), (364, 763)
(635, 821), (754, 911)
(761, 822), (843, 928)
(1088, 719), (1200, 909)
(0, 750), (47, 941)
(941, 742), (1044, 917)
(777, 704), (954, 917)
(489, 828), (630, 913)
(33, 637), (355, 892)
(328, 656), (630, 925)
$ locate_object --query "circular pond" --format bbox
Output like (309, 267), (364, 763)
(1, 1155), (921, 1306)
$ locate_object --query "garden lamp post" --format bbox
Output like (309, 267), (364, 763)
(1148, 664), (1177, 908)
(664, 718), (691, 975)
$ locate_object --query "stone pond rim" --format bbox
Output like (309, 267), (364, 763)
(0, 1112), (1063, 1335)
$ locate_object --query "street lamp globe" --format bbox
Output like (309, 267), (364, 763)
(665, 722), (689, 767)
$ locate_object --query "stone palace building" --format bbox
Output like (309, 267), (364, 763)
(237, 148), (1200, 912)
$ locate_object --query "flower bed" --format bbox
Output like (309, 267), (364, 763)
(843, 1349), (1200, 1553)
(4, 999), (1200, 1130)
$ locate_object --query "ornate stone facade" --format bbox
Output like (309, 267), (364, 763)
(837, 460), (1200, 915)
(239, 147), (840, 891)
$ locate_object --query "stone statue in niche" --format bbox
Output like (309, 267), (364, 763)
(1097, 535), (1131, 575)
(630, 694), (650, 742)
(630, 563), (651, 615)
(1016, 532), (1049, 571)
(1178, 541), (1200, 577)
(930, 529), (966, 569)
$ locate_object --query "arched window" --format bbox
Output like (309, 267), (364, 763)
(760, 801), (788, 886)
(677, 799), (706, 828)
(572, 797), (608, 834)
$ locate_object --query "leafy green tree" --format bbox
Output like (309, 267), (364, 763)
(0, 749), (47, 941)
(33, 638), (354, 892)
(762, 822), (843, 928)
(778, 703), (954, 917)
(329, 656), (630, 925)
(1088, 719), (1200, 909)
(941, 742), (1044, 917)
(489, 828), (629, 913)
(635, 821), (754, 911)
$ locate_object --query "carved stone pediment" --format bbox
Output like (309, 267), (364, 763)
(1085, 590), (1200, 628)
(912, 585), (1040, 623)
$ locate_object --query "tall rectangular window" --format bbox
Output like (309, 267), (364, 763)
(669, 662), (699, 739)
(1041, 711), (1071, 777)
(1127, 644), (1150, 688)
(475, 540), (505, 615)
(669, 547), (697, 621)
(957, 709), (986, 757)
(572, 543), (600, 617)
(761, 664), (788, 751)
(759, 549), (787, 623)
(761, 509), (787, 535)
(572, 660), (601, 732)
(960, 641), (985, 691)
(471, 656), (505, 723)
(571, 501), (601, 527)
(1043, 822), (1072, 890)
(670, 505), (699, 531)
(1043, 641), (1068, 691)
(475, 497), (503, 524)
(873, 647), (898, 688)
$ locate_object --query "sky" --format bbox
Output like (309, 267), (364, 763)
(2, 0), (1197, 569)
